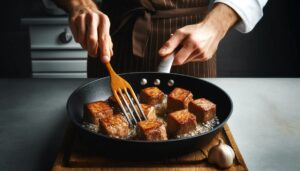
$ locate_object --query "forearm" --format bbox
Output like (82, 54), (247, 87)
(202, 3), (239, 36)
(52, 0), (98, 14)
(159, 3), (240, 64)
(214, 0), (267, 33)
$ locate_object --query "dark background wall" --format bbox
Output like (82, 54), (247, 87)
(217, 0), (300, 77)
(0, 0), (31, 77)
(0, 0), (299, 78)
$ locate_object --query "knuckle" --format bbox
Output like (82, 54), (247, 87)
(164, 41), (171, 48)
(103, 14), (109, 21)
(88, 12), (98, 20)
(175, 28), (185, 35)
(99, 14), (110, 27)
(89, 36), (97, 45)
(98, 37), (106, 46)
(99, 35), (105, 42)
(100, 14), (109, 21)
(176, 29), (183, 35)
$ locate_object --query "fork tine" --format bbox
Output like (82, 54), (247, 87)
(105, 62), (147, 124)
(118, 89), (138, 124)
(127, 87), (147, 120)
(113, 90), (134, 126)
(124, 89), (142, 122)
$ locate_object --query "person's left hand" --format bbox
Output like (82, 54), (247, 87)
(158, 22), (223, 65)
(158, 3), (238, 65)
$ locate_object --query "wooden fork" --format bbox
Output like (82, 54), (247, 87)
(105, 62), (147, 126)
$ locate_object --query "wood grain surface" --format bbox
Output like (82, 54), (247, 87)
(52, 124), (247, 171)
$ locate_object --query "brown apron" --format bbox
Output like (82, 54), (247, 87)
(88, 0), (216, 78)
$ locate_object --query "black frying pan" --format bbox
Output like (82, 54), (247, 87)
(67, 72), (232, 159)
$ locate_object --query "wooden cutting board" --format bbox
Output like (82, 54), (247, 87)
(52, 123), (248, 171)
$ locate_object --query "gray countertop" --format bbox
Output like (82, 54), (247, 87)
(0, 78), (299, 171)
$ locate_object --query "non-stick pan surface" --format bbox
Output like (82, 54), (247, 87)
(67, 72), (232, 158)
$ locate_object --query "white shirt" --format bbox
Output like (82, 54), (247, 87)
(214, 0), (268, 33)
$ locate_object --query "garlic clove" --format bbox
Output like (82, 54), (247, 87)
(208, 138), (235, 169)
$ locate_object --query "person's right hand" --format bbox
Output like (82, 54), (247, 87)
(69, 3), (113, 63)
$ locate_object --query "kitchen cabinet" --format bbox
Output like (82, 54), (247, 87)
(22, 17), (88, 78)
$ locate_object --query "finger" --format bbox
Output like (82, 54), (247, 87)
(75, 14), (87, 49)
(195, 40), (217, 62)
(159, 29), (185, 57)
(183, 50), (203, 64)
(86, 13), (99, 57)
(99, 38), (111, 63)
(189, 50), (213, 63)
(185, 38), (216, 64)
(69, 17), (78, 42)
(98, 14), (112, 63)
(173, 40), (195, 65)
(192, 55), (209, 62)
(109, 38), (114, 57)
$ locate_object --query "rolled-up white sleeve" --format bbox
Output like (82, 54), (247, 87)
(213, 0), (268, 33)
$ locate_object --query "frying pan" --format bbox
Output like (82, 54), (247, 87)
(67, 72), (232, 159)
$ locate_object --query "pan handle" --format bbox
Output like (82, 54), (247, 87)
(157, 53), (175, 73)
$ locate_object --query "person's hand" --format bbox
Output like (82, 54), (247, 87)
(69, 3), (113, 63)
(158, 3), (238, 65)
(158, 22), (224, 65)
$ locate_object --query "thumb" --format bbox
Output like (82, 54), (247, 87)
(159, 31), (185, 57)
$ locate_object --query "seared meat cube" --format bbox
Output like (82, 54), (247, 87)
(137, 120), (168, 141)
(99, 114), (129, 139)
(167, 109), (197, 137)
(140, 104), (157, 120)
(188, 98), (216, 122)
(84, 101), (113, 125)
(139, 87), (164, 106)
(167, 87), (193, 113)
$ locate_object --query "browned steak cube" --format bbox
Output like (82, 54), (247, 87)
(167, 87), (193, 113)
(84, 101), (113, 125)
(188, 98), (216, 122)
(99, 114), (129, 139)
(167, 109), (197, 137)
(140, 104), (157, 120)
(139, 87), (164, 106)
(137, 120), (168, 141)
